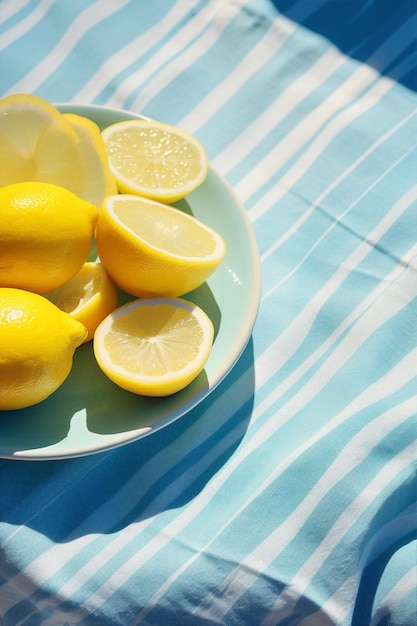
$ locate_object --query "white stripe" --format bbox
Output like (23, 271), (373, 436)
(0, 363), (255, 611)
(211, 45), (348, 176)
(257, 258), (417, 426)
(140, 395), (417, 623)
(128, 0), (248, 113)
(322, 505), (417, 626)
(247, 77), (404, 221)
(4, 0), (132, 95)
(178, 14), (297, 133)
(297, 574), (358, 626)
(0, 0), (55, 50)
(262, 448), (416, 626)
(87, 341), (417, 613)
(296, 528), (417, 626)
(261, 138), (417, 289)
(359, 505), (417, 571)
(212, 57), (383, 197)
(101, 0), (245, 111)
(251, 98), (416, 227)
(0, 0), (34, 26)
(214, 18), (414, 203)
(254, 240), (416, 425)
(256, 187), (417, 390)
(212, 438), (417, 625)
(70, 0), (201, 103)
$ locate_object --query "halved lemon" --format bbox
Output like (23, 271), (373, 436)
(95, 194), (226, 298)
(63, 113), (118, 205)
(0, 93), (115, 206)
(93, 298), (214, 396)
(101, 119), (209, 203)
(45, 262), (118, 342)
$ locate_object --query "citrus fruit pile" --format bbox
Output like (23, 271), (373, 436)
(0, 93), (226, 410)
(0, 93), (117, 207)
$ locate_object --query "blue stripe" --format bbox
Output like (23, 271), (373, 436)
(0, 1), (416, 624)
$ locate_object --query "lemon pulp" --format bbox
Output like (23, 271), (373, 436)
(102, 119), (208, 202)
(95, 194), (226, 298)
(45, 262), (118, 342)
(93, 298), (214, 396)
(0, 93), (115, 206)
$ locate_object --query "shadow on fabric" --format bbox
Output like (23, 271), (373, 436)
(352, 472), (417, 625)
(270, 0), (416, 92)
(0, 339), (256, 540)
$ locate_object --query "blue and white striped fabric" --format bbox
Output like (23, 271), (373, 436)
(0, 1), (416, 624)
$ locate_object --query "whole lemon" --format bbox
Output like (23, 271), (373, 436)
(0, 288), (87, 410)
(0, 181), (99, 294)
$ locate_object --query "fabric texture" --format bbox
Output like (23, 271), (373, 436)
(0, 1), (416, 624)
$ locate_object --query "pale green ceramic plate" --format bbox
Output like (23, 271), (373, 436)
(0, 104), (261, 460)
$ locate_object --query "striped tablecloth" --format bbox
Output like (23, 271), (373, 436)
(0, 1), (416, 624)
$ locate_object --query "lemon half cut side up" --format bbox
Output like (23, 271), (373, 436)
(93, 298), (214, 397)
(101, 119), (209, 203)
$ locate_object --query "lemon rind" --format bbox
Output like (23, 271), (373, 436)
(105, 194), (226, 263)
(93, 298), (214, 393)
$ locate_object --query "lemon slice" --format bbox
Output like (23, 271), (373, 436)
(45, 262), (118, 343)
(0, 94), (79, 187)
(101, 119), (209, 203)
(0, 93), (114, 206)
(63, 113), (118, 205)
(95, 194), (226, 298)
(93, 297), (214, 397)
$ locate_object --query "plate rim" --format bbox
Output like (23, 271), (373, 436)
(0, 103), (261, 460)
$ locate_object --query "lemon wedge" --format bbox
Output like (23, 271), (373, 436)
(45, 262), (118, 343)
(0, 93), (114, 206)
(93, 298), (214, 397)
(95, 194), (226, 298)
(63, 113), (117, 205)
(101, 119), (209, 203)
